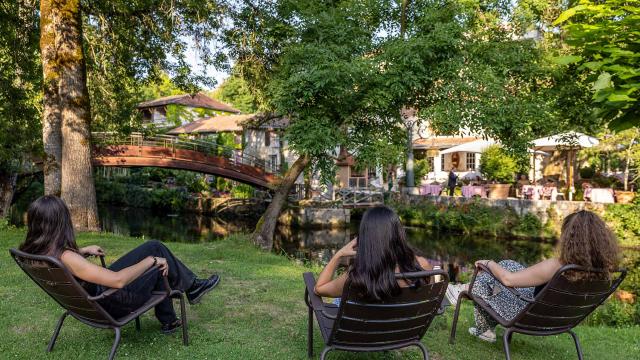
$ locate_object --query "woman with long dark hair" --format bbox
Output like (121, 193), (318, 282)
(314, 206), (431, 301)
(450, 210), (620, 343)
(19, 196), (220, 334)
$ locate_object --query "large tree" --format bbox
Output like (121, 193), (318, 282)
(39, 0), (226, 228)
(225, 0), (565, 249)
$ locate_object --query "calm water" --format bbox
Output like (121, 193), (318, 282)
(12, 205), (636, 282)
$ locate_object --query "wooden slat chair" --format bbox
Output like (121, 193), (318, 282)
(9, 248), (189, 360)
(449, 263), (626, 360)
(303, 269), (449, 360)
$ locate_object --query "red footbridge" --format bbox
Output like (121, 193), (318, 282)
(92, 133), (281, 190)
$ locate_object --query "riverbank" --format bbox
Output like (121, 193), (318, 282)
(1, 229), (638, 359)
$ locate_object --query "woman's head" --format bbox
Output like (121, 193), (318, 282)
(349, 206), (422, 301)
(558, 210), (619, 277)
(19, 195), (77, 256)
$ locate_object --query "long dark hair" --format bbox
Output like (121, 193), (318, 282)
(349, 206), (423, 301)
(19, 195), (78, 256)
(558, 210), (620, 280)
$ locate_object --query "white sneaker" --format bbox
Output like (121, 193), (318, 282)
(468, 327), (496, 343)
(445, 284), (466, 306)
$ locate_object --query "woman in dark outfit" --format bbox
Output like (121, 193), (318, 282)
(19, 196), (220, 334)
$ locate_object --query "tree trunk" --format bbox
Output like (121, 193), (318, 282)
(623, 136), (636, 191)
(56, 0), (99, 230)
(252, 154), (310, 250)
(40, 0), (62, 196)
(0, 172), (18, 219)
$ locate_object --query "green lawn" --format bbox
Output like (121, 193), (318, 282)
(0, 229), (638, 359)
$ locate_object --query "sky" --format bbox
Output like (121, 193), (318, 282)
(183, 39), (230, 90)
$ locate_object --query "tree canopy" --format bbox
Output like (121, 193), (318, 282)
(555, 0), (640, 130)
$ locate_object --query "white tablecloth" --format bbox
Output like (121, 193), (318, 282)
(585, 188), (615, 203)
(461, 185), (486, 198)
(523, 185), (557, 200)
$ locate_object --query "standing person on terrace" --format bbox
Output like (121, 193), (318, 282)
(448, 168), (458, 196)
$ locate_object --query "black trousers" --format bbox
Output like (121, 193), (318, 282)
(448, 186), (455, 196)
(97, 240), (196, 324)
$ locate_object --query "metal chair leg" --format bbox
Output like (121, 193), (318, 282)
(307, 304), (313, 358)
(415, 341), (430, 360)
(47, 311), (69, 352)
(449, 291), (468, 344)
(319, 346), (333, 360)
(108, 327), (121, 360)
(135, 317), (141, 331)
(177, 293), (189, 346)
(503, 329), (513, 360)
(568, 330), (584, 360)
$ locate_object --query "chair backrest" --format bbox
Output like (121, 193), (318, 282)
(328, 269), (448, 348)
(512, 264), (626, 332)
(9, 248), (115, 325)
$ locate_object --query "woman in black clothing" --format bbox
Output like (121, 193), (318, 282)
(19, 195), (220, 334)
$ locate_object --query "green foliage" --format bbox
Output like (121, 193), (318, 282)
(414, 158), (430, 186)
(0, 1), (41, 172)
(230, 183), (255, 199)
(209, 74), (257, 113)
(388, 198), (547, 239)
(586, 299), (640, 327)
(555, 0), (640, 130)
(603, 204), (640, 247)
(479, 146), (518, 183)
(579, 166), (595, 179)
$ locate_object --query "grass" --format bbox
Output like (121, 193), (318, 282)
(1, 229), (638, 359)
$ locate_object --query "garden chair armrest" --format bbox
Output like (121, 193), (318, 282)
(87, 267), (171, 301)
(303, 272), (326, 311)
(470, 263), (535, 303)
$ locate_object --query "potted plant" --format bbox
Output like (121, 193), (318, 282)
(480, 145), (518, 199)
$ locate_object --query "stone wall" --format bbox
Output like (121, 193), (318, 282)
(278, 207), (351, 228)
(407, 195), (607, 223)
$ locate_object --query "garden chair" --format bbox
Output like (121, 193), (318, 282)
(449, 263), (626, 360)
(303, 269), (449, 360)
(9, 248), (189, 360)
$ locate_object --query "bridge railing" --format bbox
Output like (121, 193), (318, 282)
(92, 132), (281, 174)
(335, 188), (384, 207)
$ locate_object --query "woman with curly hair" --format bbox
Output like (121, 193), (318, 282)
(449, 210), (620, 343)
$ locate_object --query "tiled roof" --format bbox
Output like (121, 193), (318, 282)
(137, 93), (241, 114)
(413, 137), (479, 149)
(167, 114), (255, 134)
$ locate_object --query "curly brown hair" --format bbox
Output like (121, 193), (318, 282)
(558, 210), (620, 279)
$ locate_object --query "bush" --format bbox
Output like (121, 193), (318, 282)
(603, 203), (640, 247)
(579, 166), (595, 179)
(414, 158), (430, 186)
(586, 298), (640, 327)
(230, 183), (255, 199)
(480, 146), (518, 183)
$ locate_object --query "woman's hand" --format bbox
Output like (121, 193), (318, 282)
(337, 238), (357, 257)
(474, 260), (492, 268)
(81, 245), (105, 257)
(155, 257), (169, 276)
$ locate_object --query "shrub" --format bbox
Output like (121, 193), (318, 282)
(414, 158), (430, 186)
(603, 204), (640, 247)
(230, 183), (255, 199)
(479, 146), (518, 183)
(579, 166), (595, 179)
(586, 298), (639, 327)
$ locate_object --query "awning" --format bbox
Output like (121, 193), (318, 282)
(439, 139), (496, 154)
(532, 132), (599, 150)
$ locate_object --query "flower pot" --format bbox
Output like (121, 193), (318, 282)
(615, 191), (636, 204)
(487, 184), (511, 199)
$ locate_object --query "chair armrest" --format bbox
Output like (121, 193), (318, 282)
(303, 272), (326, 311)
(83, 253), (107, 268)
(470, 263), (535, 303)
(88, 267), (171, 301)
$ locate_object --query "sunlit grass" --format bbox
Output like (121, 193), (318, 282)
(0, 229), (638, 359)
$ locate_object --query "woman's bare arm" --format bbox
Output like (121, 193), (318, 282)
(314, 239), (356, 298)
(61, 251), (159, 289)
(478, 258), (562, 288)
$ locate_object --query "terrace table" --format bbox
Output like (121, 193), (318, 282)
(461, 185), (486, 198)
(522, 185), (543, 200)
(584, 188), (615, 203)
(420, 184), (443, 196)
